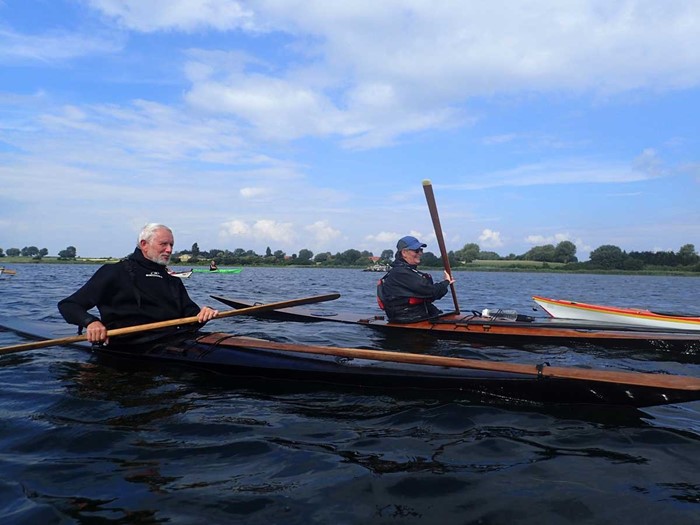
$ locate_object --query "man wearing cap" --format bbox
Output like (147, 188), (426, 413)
(376, 235), (455, 323)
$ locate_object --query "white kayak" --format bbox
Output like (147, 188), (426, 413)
(168, 270), (193, 279)
(532, 296), (700, 332)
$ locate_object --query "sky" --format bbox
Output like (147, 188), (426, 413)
(1, 0), (699, 261)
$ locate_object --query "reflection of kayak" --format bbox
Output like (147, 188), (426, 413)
(210, 295), (700, 352)
(192, 268), (242, 274)
(533, 296), (700, 331)
(2, 315), (700, 407)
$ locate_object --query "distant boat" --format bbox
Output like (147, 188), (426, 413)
(362, 264), (389, 272)
(168, 269), (193, 279)
(0, 267), (17, 277)
(192, 268), (243, 274)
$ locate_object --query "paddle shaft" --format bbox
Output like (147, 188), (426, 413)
(216, 336), (700, 391)
(0, 293), (340, 355)
(422, 179), (460, 313)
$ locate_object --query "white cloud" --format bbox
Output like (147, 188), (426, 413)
(305, 221), (341, 244)
(366, 231), (402, 244)
(0, 27), (122, 63)
(240, 187), (269, 198)
(479, 229), (503, 248)
(220, 218), (295, 243)
(87, 0), (255, 32)
(525, 233), (573, 245)
(76, 1), (700, 148)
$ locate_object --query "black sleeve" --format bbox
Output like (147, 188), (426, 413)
(391, 268), (449, 301)
(57, 265), (112, 327)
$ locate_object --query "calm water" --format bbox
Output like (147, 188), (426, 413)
(1, 265), (699, 524)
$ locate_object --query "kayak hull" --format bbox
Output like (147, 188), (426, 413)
(168, 270), (193, 278)
(211, 296), (700, 352)
(192, 268), (242, 274)
(99, 333), (700, 408)
(2, 316), (699, 407)
(533, 296), (700, 331)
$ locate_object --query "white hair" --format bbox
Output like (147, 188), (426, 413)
(138, 223), (172, 245)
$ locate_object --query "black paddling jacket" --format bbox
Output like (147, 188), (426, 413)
(58, 248), (201, 344)
(377, 257), (450, 323)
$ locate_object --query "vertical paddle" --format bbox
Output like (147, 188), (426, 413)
(422, 179), (460, 314)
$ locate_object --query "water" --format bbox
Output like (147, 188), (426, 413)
(1, 265), (699, 524)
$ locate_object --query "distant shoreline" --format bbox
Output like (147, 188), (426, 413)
(2, 257), (699, 277)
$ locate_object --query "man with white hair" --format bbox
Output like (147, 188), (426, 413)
(58, 223), (218, 346)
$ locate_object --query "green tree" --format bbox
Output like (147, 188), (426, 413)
(265, 246), (273, 257)
(678, 244), (698, 266)
(314, 252), (331, 263)
(0, 248), (4, 257)
(298, 248), (313, 262)
(589, 245), (625, 269)
(456, 243), (480, 263)
(380, 249), (394, 261)
(554, 241), (577, 263)
(523, 244), (556, 262)
(21, 246), (39, 257)
(191, 243), (200, 257)
(335, 249), (363, 265)
(6, 248), (20, 257)
(421, 251), (440, 266)
(58, 246), (77, 259)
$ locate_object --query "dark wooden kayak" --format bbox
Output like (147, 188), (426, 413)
(2, 315), (700, 407)
(211, 295), (700, 353)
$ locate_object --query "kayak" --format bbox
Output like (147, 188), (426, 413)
(533, 296), (700, 332)
(1, 315), (700, 407)
(211, 295), (700, 352)
(192, 268), (242, 274)
(0, 268), (17, 277)
(168, 270), (193, 279)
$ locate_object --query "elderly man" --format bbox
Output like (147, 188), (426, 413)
(377, 235), (455, 323)
(58, 223), (218, 346)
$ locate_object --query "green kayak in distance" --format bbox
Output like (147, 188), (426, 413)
(192, 268), (242, 274)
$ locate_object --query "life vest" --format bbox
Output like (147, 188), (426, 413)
(376, 278), (386, 310)
(376, 277), (427, 310)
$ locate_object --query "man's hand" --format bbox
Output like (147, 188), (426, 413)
(85, 320), (108, 344)
(197, 306), (219, 324)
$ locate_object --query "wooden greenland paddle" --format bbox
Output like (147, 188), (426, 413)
(422, 179), (460, 314)
(0, 293), (340, 355)
(212, 336), (700, 392)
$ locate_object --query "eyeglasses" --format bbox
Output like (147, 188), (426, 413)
(411, 248), (423, 253)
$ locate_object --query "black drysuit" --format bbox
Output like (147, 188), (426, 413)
(58, 248), (202, 344)
(377, 257), (450, 323)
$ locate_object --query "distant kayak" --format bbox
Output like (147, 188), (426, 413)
(192, 268), (242, 274)
(168, 269), (193, 279)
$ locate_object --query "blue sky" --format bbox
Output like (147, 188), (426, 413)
(1, 1), (698, 260)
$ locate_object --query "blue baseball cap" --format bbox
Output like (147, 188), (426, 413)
(397, 236), (427, 251)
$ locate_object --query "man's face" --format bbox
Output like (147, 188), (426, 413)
(141, 228), (174, 265)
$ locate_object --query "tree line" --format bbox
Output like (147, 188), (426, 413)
(2, 241), (698, 272)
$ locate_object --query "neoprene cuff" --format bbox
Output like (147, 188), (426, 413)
(82, 315), (98, 327)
